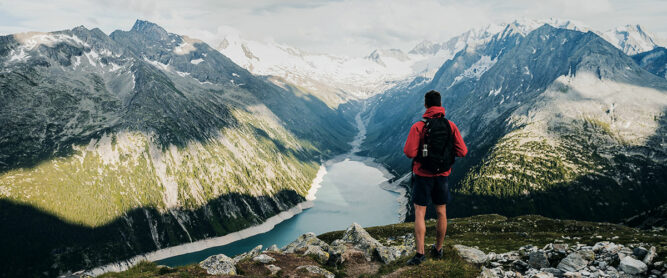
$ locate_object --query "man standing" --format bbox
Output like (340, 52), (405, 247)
(403, 90), (467, 265)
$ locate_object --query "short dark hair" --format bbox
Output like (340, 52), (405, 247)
(424, 90), (441, 107)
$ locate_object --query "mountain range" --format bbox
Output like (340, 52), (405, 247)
(361, 22), (667, 223)
(0, 20), (355, 277)
(0, 17), (666, 277)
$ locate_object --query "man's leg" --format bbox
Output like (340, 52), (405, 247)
(414, 204), (427, 254)
(435, 204), (447, 251)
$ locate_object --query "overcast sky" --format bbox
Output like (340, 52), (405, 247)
(0, 0), (666, 57)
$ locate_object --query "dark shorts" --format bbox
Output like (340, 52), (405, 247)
(412, 175), (450, 206)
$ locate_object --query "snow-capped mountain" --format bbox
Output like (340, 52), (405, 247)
(363, 23), (667, 223)
(216, 18), (663, 107)
(0, 20), (355, 277)
(602, 24), (661, 55)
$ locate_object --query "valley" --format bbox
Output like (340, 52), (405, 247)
(0, 17), (666, 278)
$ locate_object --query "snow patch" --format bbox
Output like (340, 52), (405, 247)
(173, 36), (200, 55)
(451, 55), (496, 86)
(190, 58), (204, 65)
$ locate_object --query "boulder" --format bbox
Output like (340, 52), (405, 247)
(528, 250), (550, 269)
(282, 233), (330, 254)
(633, 247), (649, 260)
(453, 245), (487, 264)
(199, 254), (237, 275)
(234, 245), (263, 263)
(478, 266), (500, 278)
(252, 254), (276, 264)
(619, 256), (648, 275)
(304, 245), (330, 264)
(541, 267), (564, 277)
(266, 244), (280, 252)
(557, 253), (588, 272)
(643, 246), (656, 265)
(265, 264), (281, 275)
(533, 272), (555, 278)
(296, 265), (335, 278)
(340, 223), (383, 261)
(328, 241), (349, 265)
(376, 245), (412, 264)
(577, 250), (595, 261)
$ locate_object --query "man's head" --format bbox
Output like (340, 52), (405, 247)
(424, 90), (441, 108)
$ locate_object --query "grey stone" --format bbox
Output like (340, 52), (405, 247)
(643, 246), (657, 265)
(541, 267), (564, 277)
(296, 265), (335, 278)
(529, 250), (550, 269)
(304, 245), (330, 264)
(376, 245), (412, 264)
(199, 254), (237, 275)
(265, 264), (281, 275)
(478, 266), (500, 278)
(340, 223), (383, 261)
(282, 233), (330, 254)
(619, 256), (648, 275)
(558, 253), (588, 272)
(533, 272), (556, 278)
(234, 244), (263, 263)
(633, 247), (649, 260)
(266, 244), (280, 252)
(252, 254), (276, 264)
(578, 250), (595, 261)
(453, 244), (488, 264)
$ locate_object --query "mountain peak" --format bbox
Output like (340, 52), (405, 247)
(130, 19), (169, 41)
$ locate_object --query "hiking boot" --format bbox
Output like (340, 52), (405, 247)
(406, 253), (426, 266)
(430, 244), (443, 259)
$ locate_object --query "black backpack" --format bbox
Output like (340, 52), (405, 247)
(416, 117), (455, 174)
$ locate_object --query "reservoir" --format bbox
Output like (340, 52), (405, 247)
(156, 113), (402, 267)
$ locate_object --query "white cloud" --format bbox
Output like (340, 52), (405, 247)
(0, 0), (665, 57)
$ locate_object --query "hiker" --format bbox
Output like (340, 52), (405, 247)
(403, 90), (468, 265)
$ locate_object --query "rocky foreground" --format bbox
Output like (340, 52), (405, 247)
(97, 214), (666, 278)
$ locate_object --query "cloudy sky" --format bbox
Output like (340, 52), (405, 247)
(0, 0), (665, 57)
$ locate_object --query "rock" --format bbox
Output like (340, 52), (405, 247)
(478, 266), (500, 278)
(453, 245), (487, 264)
(577, 250), (595, 261)
(633, 247), (649, 260)
(512, 260), (529, 272)
(557, 253), (588, 272)
(619, 256), (648, 275)
(529, 250), (550, 269)
(328, 241), (349, 264)
(252, 254), (276, 264)
(553, 243), (569, 254)
(643, 246), (657, 265)
(541, 267), (564, 277)
(563, 271), (582, 278)
(296, 265), (335, 278)
(340, 223), (383, 261)
(234, 245), (263, 263)
(533, 272), (555, 278)
(266, 244), (280, 252)
(304, 245), (330, 264)
(283, 233), (330, 254)
(376, 245), (412, 264)
(199, 254), (237, 275)
(265, 264), (281, 275)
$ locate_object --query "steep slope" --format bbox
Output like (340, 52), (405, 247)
(0, 20), (354, 277)
(633, 46), (667, 79)
(363, 24), (667, 223)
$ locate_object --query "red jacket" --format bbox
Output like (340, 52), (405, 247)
(403, 106), (468, 177)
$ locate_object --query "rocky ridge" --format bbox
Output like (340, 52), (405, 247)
(95, 214), (667, 278)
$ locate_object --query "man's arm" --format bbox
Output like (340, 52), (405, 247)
(403, 123), (421, 158)
(450, 121), (468, 157)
